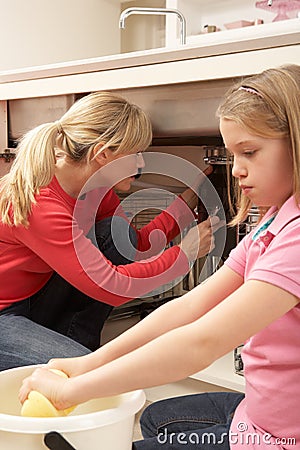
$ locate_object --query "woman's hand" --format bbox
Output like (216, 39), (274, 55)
(18, 367), (76, 411)
(180, 166), (213, 211)
(179, 216), (224, 261)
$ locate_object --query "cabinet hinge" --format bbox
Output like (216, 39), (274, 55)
(0, 149), (16, 163)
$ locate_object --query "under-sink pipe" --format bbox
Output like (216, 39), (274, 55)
(119, 7), (187, 45)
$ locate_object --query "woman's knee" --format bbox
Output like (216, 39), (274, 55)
(0, 314), (90, 372)
(94, 216), (137, 264)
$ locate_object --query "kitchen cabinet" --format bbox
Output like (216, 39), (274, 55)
(0, 26), (298, 100)
(191, 352), (245, 392)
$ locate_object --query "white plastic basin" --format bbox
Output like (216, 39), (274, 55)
(0, 365), (145, 450)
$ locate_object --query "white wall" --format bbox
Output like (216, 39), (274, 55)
(0, 0), (121, 71)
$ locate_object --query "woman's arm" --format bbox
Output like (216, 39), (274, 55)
(17, 189), (218, 306)
(135, 166), (213, 255)
(179, 166), (213, 211)
(19, 277), (298, 410)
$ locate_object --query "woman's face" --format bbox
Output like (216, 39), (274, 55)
(101, 150), (146, 192)
(220, 119), (294, 208)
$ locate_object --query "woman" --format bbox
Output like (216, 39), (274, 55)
(0, 91), (218, 370)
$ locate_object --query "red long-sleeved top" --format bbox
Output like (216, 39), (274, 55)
(0, 177), (193, 309)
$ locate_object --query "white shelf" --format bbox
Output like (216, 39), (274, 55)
(185, 18), (300, 47)
(190, 351), (245, 392)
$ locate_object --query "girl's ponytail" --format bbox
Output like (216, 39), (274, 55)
(0, 122), (57, 226)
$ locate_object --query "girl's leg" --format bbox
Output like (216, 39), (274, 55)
(133, 392), (244, 449)
(0, 314), (90, 372)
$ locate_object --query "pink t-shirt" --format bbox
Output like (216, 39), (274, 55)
(225, 196), (300, 449)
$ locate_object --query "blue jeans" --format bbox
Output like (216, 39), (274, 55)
(0, 217), (137, 371)
(133, 392), (244, 449)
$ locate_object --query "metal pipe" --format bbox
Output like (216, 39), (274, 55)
(119, 7), (187, 45)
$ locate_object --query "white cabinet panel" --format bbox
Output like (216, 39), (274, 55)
(191, 352), (245, 393)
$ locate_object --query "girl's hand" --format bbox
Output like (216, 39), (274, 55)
(18, 367), (75, 411)
(180, 166), (213, 211)
(46, 355), (89, 378)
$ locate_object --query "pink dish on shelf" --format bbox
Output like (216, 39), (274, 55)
(224, 20), (255, 29)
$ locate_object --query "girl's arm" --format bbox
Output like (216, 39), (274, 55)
(47, 265), (243, 376)
(19, 276), (298, 410)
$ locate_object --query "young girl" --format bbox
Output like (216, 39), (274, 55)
(19, 64), (300, 449)
(0, 91), (218, 370)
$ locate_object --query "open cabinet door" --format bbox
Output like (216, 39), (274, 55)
(0, 100), (15, 177)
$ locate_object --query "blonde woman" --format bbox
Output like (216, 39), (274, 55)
(0, 92), (218, 371)
(20, 65), (300, 449)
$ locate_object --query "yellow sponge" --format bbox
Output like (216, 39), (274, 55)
(21, 369), (76, 417)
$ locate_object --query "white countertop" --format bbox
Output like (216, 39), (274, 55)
(0, 19), (299, 99)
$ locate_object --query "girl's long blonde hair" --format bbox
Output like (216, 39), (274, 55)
(0, 91), (152, 227)
(217, 64), (300, 225)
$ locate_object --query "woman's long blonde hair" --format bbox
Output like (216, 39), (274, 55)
(0, 91), (152, 227)
(217, 64), (300, 225)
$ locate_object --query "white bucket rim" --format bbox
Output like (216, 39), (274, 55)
(0, 365), (146, 434)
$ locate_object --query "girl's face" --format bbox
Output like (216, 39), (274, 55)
(220, 119), (293, 209)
